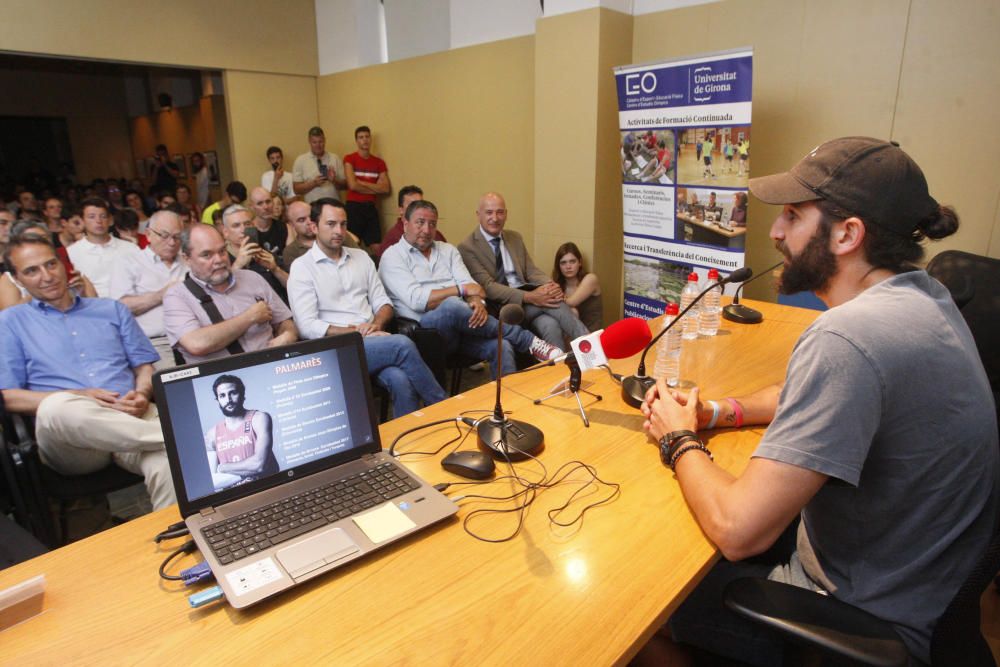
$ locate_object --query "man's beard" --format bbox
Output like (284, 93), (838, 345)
(776, 224), (837, 295)
(221, 402), (244, 417)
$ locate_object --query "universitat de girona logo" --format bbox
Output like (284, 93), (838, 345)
(624, 71), (657, 95)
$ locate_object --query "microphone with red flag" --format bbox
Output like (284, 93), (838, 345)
(566, 318), (652, 371)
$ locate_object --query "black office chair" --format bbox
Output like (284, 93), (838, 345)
(394, 318), (482, 396)
(0, 393), (144, 547)
(927, 250), (1000, 401)
(0, 514), (48, 570)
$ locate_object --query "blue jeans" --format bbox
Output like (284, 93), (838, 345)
(523, 302), (587, 348)
(419, 297), (535, 376)
(362, 334), (446, 417)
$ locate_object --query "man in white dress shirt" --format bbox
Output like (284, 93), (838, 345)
(287, 197), (445, 417)
(109, 210), (188, 368)
(67, 197), (141, 297)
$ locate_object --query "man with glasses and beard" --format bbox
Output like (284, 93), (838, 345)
(205, 374), (277, 491)
(635, 137), (998, 666)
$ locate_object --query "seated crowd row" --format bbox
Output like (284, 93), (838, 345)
(0, 134), (604, 514)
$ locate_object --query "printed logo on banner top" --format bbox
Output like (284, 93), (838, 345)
(615, 49), (753, 320)
(617, 55), (752, 109)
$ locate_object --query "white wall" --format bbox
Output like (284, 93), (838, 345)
(315, 0), (718, 75)
(450, 0), (541, 48)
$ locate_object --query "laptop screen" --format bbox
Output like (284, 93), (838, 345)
(154, 334), (380, 516)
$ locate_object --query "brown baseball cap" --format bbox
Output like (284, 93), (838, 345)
(749, 136), (938, 234)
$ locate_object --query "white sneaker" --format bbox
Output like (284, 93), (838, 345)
(529, 337), (561, 362)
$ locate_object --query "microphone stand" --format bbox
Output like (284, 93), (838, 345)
(477, 305), (544, 461)
(621, 267), (752, 409)
(532, 354), (603, 427)
(722, 260), (783, 324)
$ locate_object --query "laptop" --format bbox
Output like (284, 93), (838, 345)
(153, 332), (457, 608)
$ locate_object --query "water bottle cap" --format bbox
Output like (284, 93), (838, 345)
(687, 272), (699, 281)
(665, 302), (679, 315)
(708, 268), (720, 279)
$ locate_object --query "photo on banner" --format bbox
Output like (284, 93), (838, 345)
(615, 48), (753, 320)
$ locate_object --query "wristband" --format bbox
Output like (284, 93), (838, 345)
(726, 397), (744, 428)
(458, 283), (465, 298)
(705, 400), (720, 430)
(659, 430), (699, 466)
(670, 442), (713, 472)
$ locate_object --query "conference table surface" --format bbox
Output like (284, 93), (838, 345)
(0, 299), (819, 666)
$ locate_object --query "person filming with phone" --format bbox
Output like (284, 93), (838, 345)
(218, 205), (288, 303)
(292, 126), (346, 203)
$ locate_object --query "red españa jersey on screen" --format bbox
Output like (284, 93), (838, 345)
(214, 410), (259, 463)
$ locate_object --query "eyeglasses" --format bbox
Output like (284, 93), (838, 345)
(148, 228), (182, 243)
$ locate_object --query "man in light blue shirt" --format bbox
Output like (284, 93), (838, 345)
(0, 235), (175, 509)
(287, 198), (445, 417)
(379, 200), (559, 376)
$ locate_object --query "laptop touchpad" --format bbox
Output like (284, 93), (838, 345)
(277, 527), (361, 579)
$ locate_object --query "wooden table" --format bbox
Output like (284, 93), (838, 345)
(0, 300), (818, 666)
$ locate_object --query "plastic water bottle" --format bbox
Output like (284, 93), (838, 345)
(698, 268), (722, 336)
(680, 272), (701, 340)
(653, 302), (682, 386)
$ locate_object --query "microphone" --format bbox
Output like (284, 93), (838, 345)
(621, 266), (752, 409)
(553, 317), (652, 369)
(477, 304), (544, 461)
(723, 260), (783, 324)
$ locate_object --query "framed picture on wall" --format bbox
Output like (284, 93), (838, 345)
(203, 150), (220, 186)
(172, 154), (187, 178)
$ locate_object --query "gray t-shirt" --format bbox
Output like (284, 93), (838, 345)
(755, 270), (998, 663)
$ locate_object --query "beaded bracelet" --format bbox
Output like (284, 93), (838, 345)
(705, 400), (720, 430)
(670, 442), (714, 472)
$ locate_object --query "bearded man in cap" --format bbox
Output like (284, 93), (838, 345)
(636, 137), (997, 666)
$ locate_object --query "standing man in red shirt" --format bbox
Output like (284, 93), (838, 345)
(343, 125), (391, 252)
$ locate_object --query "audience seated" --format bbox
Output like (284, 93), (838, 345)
(113, 208), (149, 248)
(0, 220), (97, 310)
(109, 210), (187, 369)
(248, 186), (288, 259)
(124, 189), (151, 228)
(376, 185), (447, 259)
(58, 206), (84, 248)
(378, 199), (559, 376)
(41, 197), (64, 244)
(201, 181), (247, 224)
(0, 234), (175, 510)
(217, 204), (288, 303)
(163, 223), (297, 364)
(67, 197), (141, 297)
(175, 183), (200, 221)
(287, 197), (446, 417)
(281, 200), (315, 272)
(458, 192), (587, 349)
(552, 242), (602, 333)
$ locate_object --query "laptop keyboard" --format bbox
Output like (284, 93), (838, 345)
(202, 462), (421, 565)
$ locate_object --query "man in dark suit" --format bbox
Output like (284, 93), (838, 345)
(457, 192), (587, 349)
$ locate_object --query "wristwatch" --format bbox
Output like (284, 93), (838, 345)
(659, 429), (699, 465)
